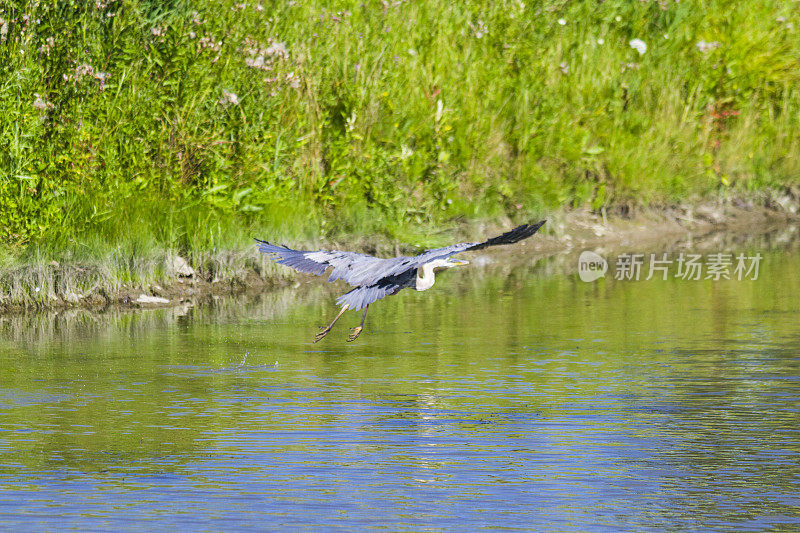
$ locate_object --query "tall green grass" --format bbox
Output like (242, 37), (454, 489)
(1, 0), (799, 258)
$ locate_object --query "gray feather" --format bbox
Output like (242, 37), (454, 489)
(335, 284), (399, 311)
(254, 221), (545, 306)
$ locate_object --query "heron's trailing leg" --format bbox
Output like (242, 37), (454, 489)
(347, 305), (369, 342)
(314, 304), (349, 343)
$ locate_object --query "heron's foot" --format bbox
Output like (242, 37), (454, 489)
(314, 327), (331, 343)
(346, 326), (363, 342)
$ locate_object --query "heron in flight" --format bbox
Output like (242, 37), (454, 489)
(255, 220), (545, 342)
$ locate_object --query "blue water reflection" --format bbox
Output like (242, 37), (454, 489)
(1, 248), (799, 530)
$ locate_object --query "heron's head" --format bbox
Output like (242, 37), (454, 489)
(428, 257), (469, 271)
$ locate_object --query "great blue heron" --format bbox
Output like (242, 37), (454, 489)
(255, 220), (546, 342)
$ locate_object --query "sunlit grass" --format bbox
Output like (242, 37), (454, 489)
(0, 0), (798, 258)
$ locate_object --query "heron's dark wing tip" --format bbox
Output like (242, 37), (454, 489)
(520, 219), (546, 238)
(465, 219), (546, 251)
(254, 239), (291, 254)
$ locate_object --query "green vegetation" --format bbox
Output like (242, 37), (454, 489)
(1, 0), (799, 285)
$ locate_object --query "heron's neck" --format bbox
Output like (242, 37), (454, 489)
(415, 264), (436, 291)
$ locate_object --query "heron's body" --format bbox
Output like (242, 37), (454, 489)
(256, 220), (545, 342)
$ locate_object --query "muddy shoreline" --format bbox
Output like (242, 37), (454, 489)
(2, 196), (799, 315)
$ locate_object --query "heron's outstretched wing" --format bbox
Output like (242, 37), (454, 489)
(255, 240), (413, 287)
(256, 220), (545, 287)
(380, 220), (547, 277)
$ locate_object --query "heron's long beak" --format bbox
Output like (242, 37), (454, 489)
(449, 259), (469, 266)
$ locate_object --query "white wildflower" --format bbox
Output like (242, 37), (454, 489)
(559, 62), (569, 74)
(33, 94), (50, 110)
(264, 41), (288, 59)
(470, 19), (488, 38)
(0, 18), (8, 42)
(198, 35), (222, 51)
(285, 72), (300, 89)
(39, 36), (55, 54)
(240, 36), (260, 56)
(151, 26), (164, 37)
(629, 38), (647, 55)
(94, 71), (110, 90)
(696, 40), (720, 53)
(557, 18), (566, 25)
(245, 56), (267, 70)
(243, 39), (287, 71)
(597, 38), (604, 45)
(64, 63), (94, 83)
(219, 90), (239, 106)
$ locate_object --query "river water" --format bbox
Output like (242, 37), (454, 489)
(1, 233), (799, 530)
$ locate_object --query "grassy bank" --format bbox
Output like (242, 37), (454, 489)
(1, 1), (799, 281)
(3, 196), (800, 311)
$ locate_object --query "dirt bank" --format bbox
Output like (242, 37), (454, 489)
(2, 194), (799, 314)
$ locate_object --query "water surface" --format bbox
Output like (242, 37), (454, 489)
(1, 239), (799, 531)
